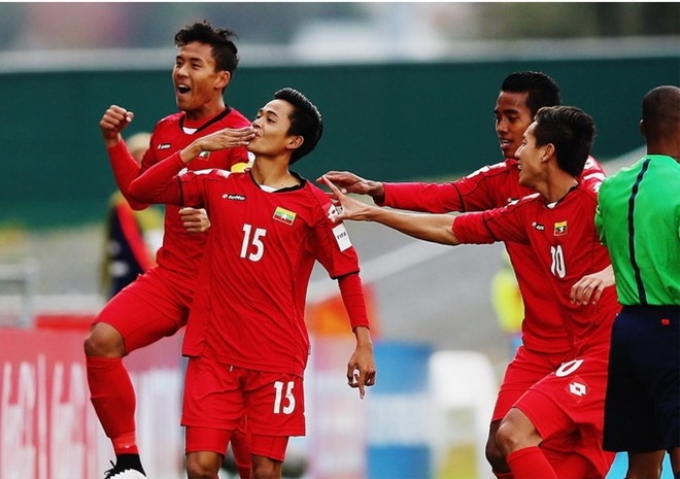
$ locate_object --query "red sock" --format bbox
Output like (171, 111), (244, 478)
(86, 356), (139, 454)
(507, 446), (558, 479)
(555, 456), (595, 479)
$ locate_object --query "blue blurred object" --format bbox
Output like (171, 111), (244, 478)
(606, 452), (674, 479)
(367, 341), (433, 479)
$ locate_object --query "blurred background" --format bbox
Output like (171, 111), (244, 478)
(0, 3), (678, 479)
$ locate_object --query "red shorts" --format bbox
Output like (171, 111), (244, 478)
(182, 356), (305, 461)
(93, 266), (195, 353)
(515, 353), (615, 478)
(492, 345), (571, 421)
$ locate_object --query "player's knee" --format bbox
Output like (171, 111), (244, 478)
(496, 408), (542, 456)
(485, 435), (507, 471)
(83, 322), (125, 357)
(485, 420), (508, 470)
(495, 417), (522, 457)
(186, 453), (222, 479)
(252, 456), (282, 479)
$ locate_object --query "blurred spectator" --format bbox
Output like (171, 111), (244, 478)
(100, 132), (162, 299)
(490, 250), (524, 356)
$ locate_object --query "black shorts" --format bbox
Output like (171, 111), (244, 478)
(603, 305), (680, 452)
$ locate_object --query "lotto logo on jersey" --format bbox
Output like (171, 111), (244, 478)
(273, 206), (296, 226)
(554, 221), (568, 236)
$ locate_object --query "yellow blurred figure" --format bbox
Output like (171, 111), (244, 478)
(490, 250), (524, 355)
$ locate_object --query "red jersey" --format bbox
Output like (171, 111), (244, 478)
(452, 180), (619, 357)
(109, 107), (251, 280)
(130, 157), (363, 377)
(382, 157), (606, 353)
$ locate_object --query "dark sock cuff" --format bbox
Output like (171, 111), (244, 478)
(116, 454), (145, 474)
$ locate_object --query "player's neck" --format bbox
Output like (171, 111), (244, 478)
(250, 158), (299, 190)
(540, 174), (579, 204)
(183, 100), (227, 124)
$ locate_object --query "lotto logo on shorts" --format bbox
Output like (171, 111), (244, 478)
(566, 377), (588, 403)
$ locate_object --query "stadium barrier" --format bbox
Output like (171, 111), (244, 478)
(0, 324), (184, 479)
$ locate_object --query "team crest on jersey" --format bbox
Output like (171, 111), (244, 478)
(197, 151), (211, 160)
(554, 221), (568, 236)
(158, 143), (171, 150)
(273, 206), (296, 225)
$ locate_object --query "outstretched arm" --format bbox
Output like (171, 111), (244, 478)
(321, 176), (461, 246)
(317, 171), (386, 203)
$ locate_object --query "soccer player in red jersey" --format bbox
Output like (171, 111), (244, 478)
(127, 87), (377, 479)
(324, 105), (619, 479)
(321, 71), (612, 477)
(87, 21), (252, 479)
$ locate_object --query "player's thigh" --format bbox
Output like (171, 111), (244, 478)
(182, 357), (245, 432)
(94, 269), (190, 353)
(244, 371), (305, 456)
(519, 355), (613, 477)
(493, 346), (569, 421)
(251, 435), (290, 464)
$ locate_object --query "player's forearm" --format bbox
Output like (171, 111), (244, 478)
(338, 273), (370, 331)
(107, 142), (147, 210)
(353, 326), (373, 347)
(382, 182), (460, 213)
(128, 152), (184, 205)
(179, 142), (204, 165)
(365, 207), (460, 246)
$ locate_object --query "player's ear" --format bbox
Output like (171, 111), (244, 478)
(542, 143), (555, 162)
(215, 70), (231, 90)
(287, 135), (304, 151)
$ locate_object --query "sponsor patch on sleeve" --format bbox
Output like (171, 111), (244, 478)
(333, 223), (352, 251)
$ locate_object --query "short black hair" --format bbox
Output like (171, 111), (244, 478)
(502, 71), (561, 116)
(533, 106), (595, 177)
(274, 88), (324, 164)
(642, 85), (680, 141)
(174, 20), (239, 74)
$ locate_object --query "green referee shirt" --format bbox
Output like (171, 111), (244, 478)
(596, 154), (680, 306)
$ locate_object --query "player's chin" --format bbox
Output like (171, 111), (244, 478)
(500, 145), (515, 158)
(174, 95), (192, 110)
